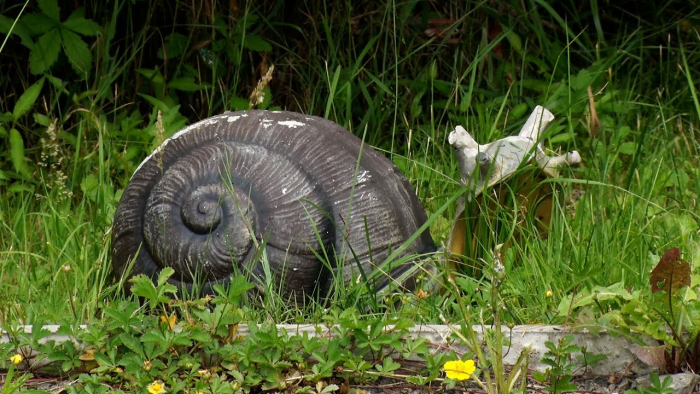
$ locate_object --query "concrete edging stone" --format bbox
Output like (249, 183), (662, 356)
(1, 324), (657, 375)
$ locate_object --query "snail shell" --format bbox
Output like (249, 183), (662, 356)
(111, 110), (436, 299)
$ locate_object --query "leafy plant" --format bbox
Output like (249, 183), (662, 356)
(0, 77), (44, 182)
(532, 335), (581, 394)
(444, 244), (532, 394)
(6, 0), (101, 76)
(625, 374), (675, 394)
(1, 271), (449, 392)
(0, 353), (31, 394)
(531, 337), (607, 394)
(562, 247), (699, 373)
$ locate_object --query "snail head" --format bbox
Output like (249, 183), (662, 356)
(448, 105), (581, 199)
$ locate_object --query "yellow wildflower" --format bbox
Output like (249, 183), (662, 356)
(10, 353), (23, 365)
(546, 290), (553, 298)
(160, 314), (177, 330)
(443, 359), (476, 380)
(147, 380), (166, 394)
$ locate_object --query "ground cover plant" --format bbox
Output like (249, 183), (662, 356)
(1, 0), (699, 392)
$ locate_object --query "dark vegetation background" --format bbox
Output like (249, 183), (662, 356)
(1, 0), (697, 192)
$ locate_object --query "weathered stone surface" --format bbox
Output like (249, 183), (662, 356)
(635, 373), (700, 394)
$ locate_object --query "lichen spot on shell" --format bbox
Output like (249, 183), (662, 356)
(356, 170), (372, 184)
(278, 120), (305, 128)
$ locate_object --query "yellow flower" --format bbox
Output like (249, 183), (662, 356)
(443, 359), (476, 380)
(546, 290), (553, 298)
(147, 380), (166, 394)
(10, 354), (23, 365)
(160, 314), (177, 331)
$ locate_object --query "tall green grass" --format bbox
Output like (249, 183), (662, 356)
(0, 0), (698, 326)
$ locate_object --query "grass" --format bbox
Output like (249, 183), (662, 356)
(0, 0), (699, 391)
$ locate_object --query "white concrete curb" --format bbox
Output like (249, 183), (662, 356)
(1, 324), (656, 375)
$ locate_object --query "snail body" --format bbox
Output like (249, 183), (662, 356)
(111, 110), (436, 299)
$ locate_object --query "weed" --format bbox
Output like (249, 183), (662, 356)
(0, 353), (31, 394)
(626, 374), (675, 394)
(443, 244), (531, 394)
(1, 271), (444, 392)
(562, 247), (699, 373)
(532, 335), (581, 394)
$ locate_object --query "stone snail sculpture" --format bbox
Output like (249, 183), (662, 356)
(111, 106), (580, 300)
(111, 111), (436, 299)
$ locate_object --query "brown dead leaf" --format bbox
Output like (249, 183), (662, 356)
(650, 247), (691, 294)
(79, 349), (95, 361)
(424, 19), (462, 43)
(631, 345), (667, 368)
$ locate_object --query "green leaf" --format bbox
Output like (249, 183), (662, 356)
(157, 267), (175, 287)
(119, 333), (145, 358)
(376, 356), (401, 373)
(140, 330), (167, 344)
(60, 28), (92, 77)
(548, 131), (575, 144)
(136, 68), (165, 85)
(45, 74), (69, 95)
(257, 86), (272, 109)
(13, 77), (45, 120)
(243, 34), (272, 52)
(20, 13), (57, 36)
(62, 8), (101, 36)
(29, 29), (61, 75)
(34, 113), (50, 126)
(618, 141), (638, 156)
(9, 128), (31, 177)
(571, 67), (601, 91)
(129, 274), (159, 304)
(505, 30), (523, 55)
(519, 78), (548, 93)
(7, 183), (34, 193)
(0, 14), (34, 48)
(92, 351), (113, 367)
(236, 14), (259, 31)
(37, 0), (61, 22)
(137, 93), (169, 112)
(80, 173), (98, 201)
(187, 328), (211, 343)
(225, 275), (255, 298)
(510, 102), (529, 119)
(167, 77), (209, 92)
(159, 33), (188, 59)
(228, 96), (250, 111)
(320, 384), (339, 394)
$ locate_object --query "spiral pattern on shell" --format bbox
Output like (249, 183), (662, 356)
(111, 110), (436, 299)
